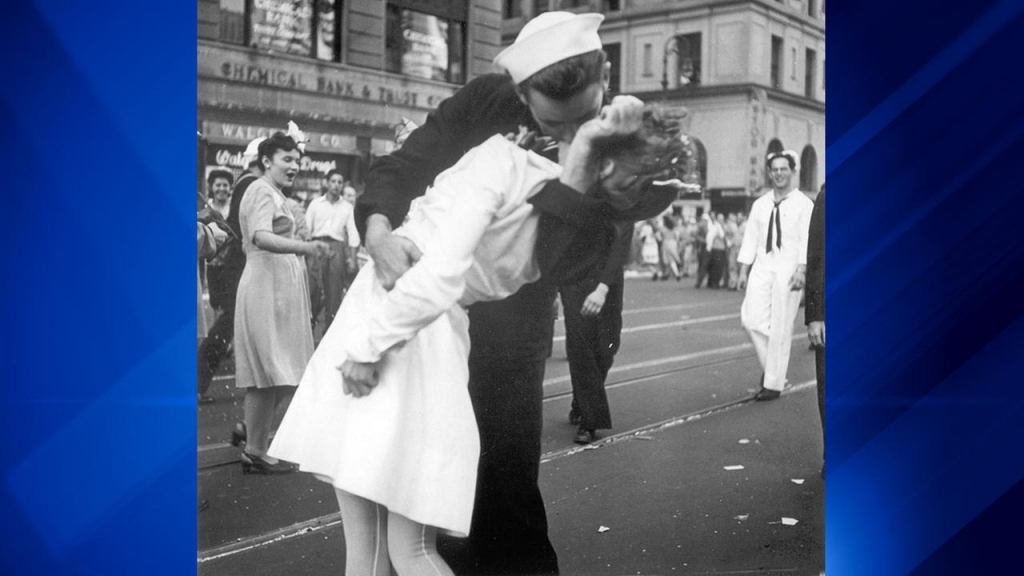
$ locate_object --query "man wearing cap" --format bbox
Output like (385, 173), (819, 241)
(736, 151), (815, 401)
(356, 11), (635, 575)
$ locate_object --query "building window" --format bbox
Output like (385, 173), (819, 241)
(770, 35), (782, 89)
(206, 0), (246, 45)
(805, 48), (816, 98)
(249, 0), (315, 56)
(800, 145), (818, 192)
(605, 42), (621, 94)
(604, 0), (620, 10)
(643, 43), (653, 77)
(504, 1), (522, 18)
(807, 0), (816, 17)
(675, 32), (701, 86)
(560, 0), (589, 8)
(315, 0), (341, 62)
(791, 47), (797, 79)
(386, 3), (467, 84)
(534, 0), (549, 16)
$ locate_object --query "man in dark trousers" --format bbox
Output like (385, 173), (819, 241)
(355, 12), (649, 575)
(805, 186), (825, 473)
(197, 139), (264, 403)
(562, 223), (632, 444)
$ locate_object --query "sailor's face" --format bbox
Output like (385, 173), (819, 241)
(769, 157), (793, 189)
(522, 82), (604, 144)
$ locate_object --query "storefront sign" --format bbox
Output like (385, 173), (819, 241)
(205, 49), (455, 112)
(202, 121), (358, 154)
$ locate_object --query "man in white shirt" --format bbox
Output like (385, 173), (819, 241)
(736, 151), (814, 401)
(305, 169), (360, 330)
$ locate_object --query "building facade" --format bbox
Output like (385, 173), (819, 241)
(504, 0), (825, 216)
(198, 0), (503, 195)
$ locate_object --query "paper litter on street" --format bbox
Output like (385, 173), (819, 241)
(738, 438), (750, 444)
(723, 465), (745, 471)
(791, 478), (805, 484)
(598, 526), (610, 533)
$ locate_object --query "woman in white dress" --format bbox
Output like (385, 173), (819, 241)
(268, 107), (687, 575)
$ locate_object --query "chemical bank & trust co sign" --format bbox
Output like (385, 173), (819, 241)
(199, 44), (457, 112)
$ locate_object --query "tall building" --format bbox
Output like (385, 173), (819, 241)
(198, 0), (503, 194)
(504, 0), (825, 215)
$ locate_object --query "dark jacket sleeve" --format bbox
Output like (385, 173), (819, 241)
(357, 74), (618, 240)
(805, 191), (825, 324)
(597, 222), (634, 286)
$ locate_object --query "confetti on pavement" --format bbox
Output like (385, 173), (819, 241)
(723, 465), (745, 471)
(598, 526), (611, 533)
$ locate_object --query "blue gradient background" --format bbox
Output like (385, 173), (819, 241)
(0, 0), (1021, 573)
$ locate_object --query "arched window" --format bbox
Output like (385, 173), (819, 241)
(800, 145), (818, 192)
(764, 139), (783, 187)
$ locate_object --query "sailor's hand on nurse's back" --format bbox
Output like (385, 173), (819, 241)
(576, 95), (645, 142)
(365, 214), (422, 290)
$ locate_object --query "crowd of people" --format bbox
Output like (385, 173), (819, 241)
(634, 210), (748, 288)
(196, 10), (826, 576)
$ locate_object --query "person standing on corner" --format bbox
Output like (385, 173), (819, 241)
(562, 222), (632, 444)
(805, 184), (826, 474)
(736, 151), (814, 401)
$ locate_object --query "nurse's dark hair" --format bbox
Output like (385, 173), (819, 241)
(257, 132), (299, 166)
(518, 50), (606, 101)
(593, 105), (689, 201)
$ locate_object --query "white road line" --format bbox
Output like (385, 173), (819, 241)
(212, 312), (744, 382)
(553, 312), (740, 343)
(199, 378), (817, 562)
(620, 300), (737, 316)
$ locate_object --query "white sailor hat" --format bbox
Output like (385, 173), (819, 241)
(493, 11), (604, 85)
(766, 149), (799, 170)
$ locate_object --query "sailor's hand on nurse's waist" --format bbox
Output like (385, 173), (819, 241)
(365, 214), (422, 290)
(339, 359), (380, 398)
(576, 95), (645, 142)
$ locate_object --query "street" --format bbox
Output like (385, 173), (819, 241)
(198, 277), (824, 575)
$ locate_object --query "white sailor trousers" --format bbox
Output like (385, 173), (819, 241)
(740, 264), (803, 391)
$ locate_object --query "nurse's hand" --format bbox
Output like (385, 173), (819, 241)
(339, 359), (380, 397)
(789, 266), (806, 291)
(365, 214), (422, 290)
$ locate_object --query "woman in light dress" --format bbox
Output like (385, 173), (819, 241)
(269, 108), (687, 575)
(232, 132), (331, 474)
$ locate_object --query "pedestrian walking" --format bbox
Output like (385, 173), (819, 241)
(737, 150), (814, 401)
(805, 185), (826, 473)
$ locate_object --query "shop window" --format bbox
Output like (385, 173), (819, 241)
(675, 32), (701, 86)
(805, 48), (816, 98)
(605, 43), (621, 94)
(249, 0), (315, 56)
(770, 35), (782, 89)
(386, 3), (467, 84)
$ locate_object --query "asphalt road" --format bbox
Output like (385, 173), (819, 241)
(198, 277), (823, 575)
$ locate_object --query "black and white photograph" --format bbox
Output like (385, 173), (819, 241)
(197, 1), (826, 574)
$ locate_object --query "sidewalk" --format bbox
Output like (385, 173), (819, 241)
(200, 385), (824, 575)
